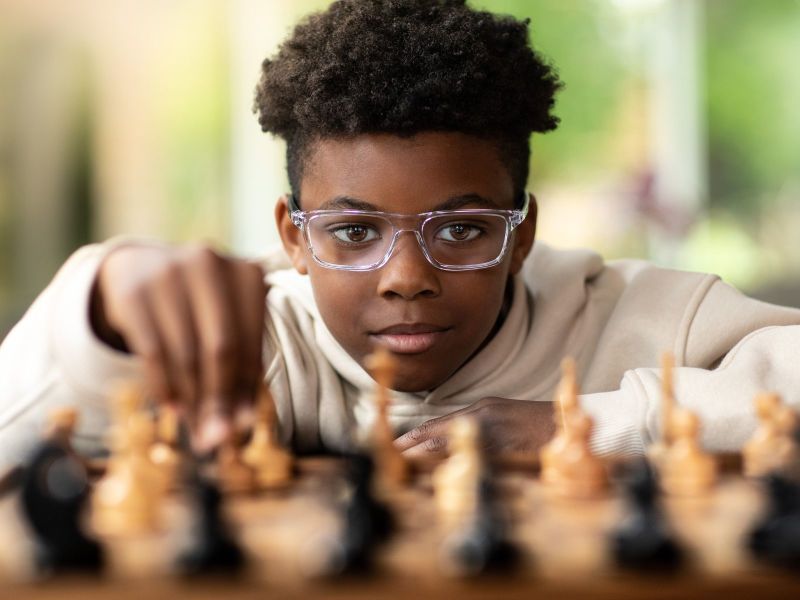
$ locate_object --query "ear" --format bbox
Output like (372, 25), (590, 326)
(275, 195), (309, 275)
(508, 192), (537, 275)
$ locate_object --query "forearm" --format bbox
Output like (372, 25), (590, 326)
(0, 242), (141, 467)
(583, 325), (800, 454)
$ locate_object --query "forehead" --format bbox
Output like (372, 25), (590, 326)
(299, 132), (515, 212)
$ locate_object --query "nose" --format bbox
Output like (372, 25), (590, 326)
(376, 231), (441, 300)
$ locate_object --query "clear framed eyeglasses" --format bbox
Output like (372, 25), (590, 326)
(288, 193), (529, 272)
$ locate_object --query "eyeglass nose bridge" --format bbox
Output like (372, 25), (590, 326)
(379, 224), (439, 269)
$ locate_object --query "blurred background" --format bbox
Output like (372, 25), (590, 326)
(1, 0), (799, 339)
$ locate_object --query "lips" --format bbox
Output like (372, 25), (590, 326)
(369, 323), (450, 354)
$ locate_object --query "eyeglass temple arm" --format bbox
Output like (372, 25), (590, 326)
(288, 194), (302, 213)
(511, 192), (530, 227)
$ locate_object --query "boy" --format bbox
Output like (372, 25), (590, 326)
(1, 0), (799, 467)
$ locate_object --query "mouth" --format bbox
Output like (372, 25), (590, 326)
(369, 323), (450, 355)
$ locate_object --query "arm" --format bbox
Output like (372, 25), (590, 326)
(397, 280), (800, 457)
(0, 240), (269, 466)
(0, 243), (139, 467)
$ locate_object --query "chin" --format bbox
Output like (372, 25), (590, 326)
(389, 370), (446, 394)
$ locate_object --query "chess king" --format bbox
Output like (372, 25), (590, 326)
(1, 0), (800, 466)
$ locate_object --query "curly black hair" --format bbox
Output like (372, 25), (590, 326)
(254, 0), (562, 198)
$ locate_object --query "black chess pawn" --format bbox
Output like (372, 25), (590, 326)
(20, 441), (104, 575)
(176, 475), (245, 576)
(440, 475), (518, 577)
(321, 454), (394, 575)
(748, 474), (800, 567)
(610, 459), (682, 571)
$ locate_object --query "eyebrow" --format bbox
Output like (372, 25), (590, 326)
(317, 193), (502, 212)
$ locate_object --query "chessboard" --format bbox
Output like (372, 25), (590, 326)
(1, 351), (799, 599)
(0, 453), (800, 600)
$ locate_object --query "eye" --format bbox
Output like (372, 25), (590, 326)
(436, 222), (483, 242)
(330, 224), (380, 244)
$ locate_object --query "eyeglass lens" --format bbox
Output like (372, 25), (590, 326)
(305, 213), (509, 268)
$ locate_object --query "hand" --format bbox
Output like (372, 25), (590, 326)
(90, 243), (267, 448)
(394, 397), (555, 459)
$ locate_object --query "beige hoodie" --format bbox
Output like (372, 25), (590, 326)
(1, 240), (799, 468)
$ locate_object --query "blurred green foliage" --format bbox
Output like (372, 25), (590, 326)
(474, 0), (631, 180)
(705, 0), (800, 213)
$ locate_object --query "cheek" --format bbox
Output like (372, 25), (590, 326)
(308, 269), (373, 330)
(455, 273), (507, 324)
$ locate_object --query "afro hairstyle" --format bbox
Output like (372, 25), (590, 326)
(254, 0), (563, 201)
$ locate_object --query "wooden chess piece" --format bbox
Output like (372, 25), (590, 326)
(549, 410), (608, 499)
(93, 411), (165, 535)
(177, 475), (245, 576)
(432, 416), (483, 527)
(92, 383), (149, 534)
(103, 382), (145, 473)
(660, 407), (717, 496)
(743, 393), (798, 477)
(149, 404), (183, 487)
(216, 431), (255, 494)
(540, 357), (580, 484)
(365, 347), (409, 488)
(21, 441), (104, 573)
(44, 406), (78, 448)
(611, 459), (682, 571)
(312, 455), (394, 576)
(242, 383), (293, 489)
(647, 352), (676, 468)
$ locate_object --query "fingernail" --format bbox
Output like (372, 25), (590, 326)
(195, 412), (231, 453)
(234, 402), (255, 430)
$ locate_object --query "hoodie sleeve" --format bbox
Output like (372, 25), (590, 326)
(581, 280), (800, 455)
(0, 242), (142, 468)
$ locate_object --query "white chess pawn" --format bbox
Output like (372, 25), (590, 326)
(540, 357), (584, 485)
(661, 408), (717, 496)
(743, 393), (798, 477)
(93, 412), (165, 535)
(549, 410), (607, 499)
(432, 416), (483, 526)
(646, 352), (677, 469)
(243, 384), (293, 489)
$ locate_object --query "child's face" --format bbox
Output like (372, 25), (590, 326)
(276, 132), (536, 392)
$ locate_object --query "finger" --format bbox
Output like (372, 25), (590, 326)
(402, 435), (449, 459)
(148, 263), (199, 408)
(183, 246), (240, 420)
(115, 290), (176, 404)
(194, 410), (232, 454)
(230, 260), (268, 407)
(394, 416), (451, 452)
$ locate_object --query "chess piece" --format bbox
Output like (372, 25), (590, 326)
(103, 382), (146, 475)
(177, 475), (246, 576)
(365, 347), (409, 487)
(21, 441), (104, 574)
(440, 474), (517, 577)
(611, 459), (682, 571)
(646, 352), (677, 468)
(548, 410), (608, 499)
(743, 392), (798, 478)
(43, 406), (78, 449)
(540, 357), (580, 484)
(318, 454), (394, 575)
(149, 404), (183, 486)
(93, 411), (166, 535)
(433, 416), (484, 526)
(748, 474), (800, 568)
(242, 383), (293, 489)
(660, 407), (717, 496)
(216, 432), (255, 494)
